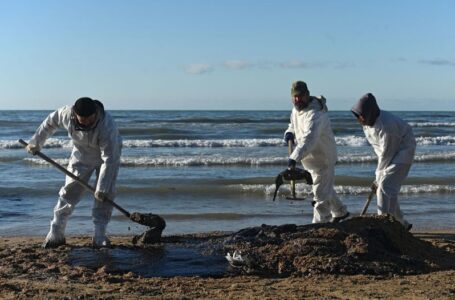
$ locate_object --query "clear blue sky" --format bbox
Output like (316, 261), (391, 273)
(1, 0), (454, 110)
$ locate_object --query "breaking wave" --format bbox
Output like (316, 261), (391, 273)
(23, 150), (455, 167)
(409, 122), (455, 127)
(4, 135), (455, 149)
(2, 182), (454, 198)
(260, 184), (455, 196)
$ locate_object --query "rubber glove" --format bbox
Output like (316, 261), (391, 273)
(284, 132), (295, 145)
(26, 144), (41, 155)
(288, 158), (297, 170)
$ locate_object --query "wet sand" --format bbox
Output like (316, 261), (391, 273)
(1, 220), (455, 299)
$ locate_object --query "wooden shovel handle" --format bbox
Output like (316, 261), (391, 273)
(287, 140), (296, 198)
(18, 139), (131, 218)
(360, 182), (378, 216)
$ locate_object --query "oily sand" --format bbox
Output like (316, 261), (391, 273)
(1, 215), (455, 299)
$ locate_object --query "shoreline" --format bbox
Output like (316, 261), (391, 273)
(2, 226), (455, 239)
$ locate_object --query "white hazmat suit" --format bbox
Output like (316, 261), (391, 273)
(28, 102), (122, 247)
(352, 93), (416, 229)
(285, 96), (348, 223)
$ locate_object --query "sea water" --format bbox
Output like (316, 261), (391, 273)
(1, 110), (454, 237)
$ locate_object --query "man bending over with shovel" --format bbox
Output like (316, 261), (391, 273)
(352, 93), (415, 230)
(284, 81), (349, 223)
(26, 97), (122, 248)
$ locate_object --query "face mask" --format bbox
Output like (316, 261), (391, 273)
(71, 110), (99, 131)
(75, 122), (95, 131)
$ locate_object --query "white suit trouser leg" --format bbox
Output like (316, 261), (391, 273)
(47, 163), (95, 238)
(92, 167), (115, 246)
(376, 163), (410, 226)
(48, 161), (114, 239)
(310, 166), (347, 223)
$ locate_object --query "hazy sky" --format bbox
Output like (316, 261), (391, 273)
(1, 0), (454, 110)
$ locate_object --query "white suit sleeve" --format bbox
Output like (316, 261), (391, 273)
(289, 112), (322, 161)
(284, 111), (295, 138)
(95, 115), (122, 194)
(29, 107), (67, 148)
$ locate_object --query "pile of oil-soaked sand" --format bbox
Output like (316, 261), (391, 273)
(221, 215), (455, 276)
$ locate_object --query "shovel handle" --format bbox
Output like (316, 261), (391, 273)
(287, 140), (296, 198)
(18, 139), (131, 218)
(360, 182), (378, 216)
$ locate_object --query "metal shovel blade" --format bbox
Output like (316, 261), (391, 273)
(272, 174), (284, 201)
(130, 212), (166, 230)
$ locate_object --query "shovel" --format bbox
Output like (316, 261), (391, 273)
(18, 139), (165, 230)
(272, 167), (313, 201)
(284, 140), (307, 201)
(287, 140), (297, 199)
(360, 182), (378, 216)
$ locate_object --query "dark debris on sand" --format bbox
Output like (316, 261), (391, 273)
(130, 213), (166, 246)
(221, 215), (455, 276)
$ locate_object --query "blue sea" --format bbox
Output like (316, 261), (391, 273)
(1, 110), (455, 237)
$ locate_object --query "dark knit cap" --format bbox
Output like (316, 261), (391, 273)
(73, 97), (97, 117)
(291, 81), (309, 97)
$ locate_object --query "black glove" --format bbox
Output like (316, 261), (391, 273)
(287, 159), (296, 170)
(284, 132), (295, 145)
(95, 191), (109, 202)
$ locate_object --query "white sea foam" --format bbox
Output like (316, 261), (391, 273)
(415, 136), (455, 145)
(338, 151), (455, 163)
(4, 135), (455, 149)
(23, 149), (455, 167)
(244, 184), (455, 196)
(24, 155), (286, 167)
(120, 156), (285, 166)
(409, 122), (455, 127)
(5, 138), (284, 149)
(24, 157), (69, 166)
(335, 136), (368, 147)
(1, 138), (72, 149)
(414, 151), (455, 162)
(122, 138), (283, 148)
(336, 135), (455, 147)
(121, 136), (453, 147)
(337, 154), (377, 163)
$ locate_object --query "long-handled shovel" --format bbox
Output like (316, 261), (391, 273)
(285, 140), (306, 201)
(360, 182), (378, 216)
(18, 139), (165, 231)
(287, 140), (297, 199)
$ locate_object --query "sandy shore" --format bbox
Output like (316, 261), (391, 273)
(1, 226), (455, 299)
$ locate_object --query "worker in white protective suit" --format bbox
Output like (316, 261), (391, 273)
(26, 97), (122, 248)
(284, 81), (349, 223)
(351, 93), (415, 230)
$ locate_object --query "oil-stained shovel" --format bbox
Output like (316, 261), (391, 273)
(18, 139), (166, 238)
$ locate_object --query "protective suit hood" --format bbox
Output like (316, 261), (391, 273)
(72, 100), (105, 131)
(351, 93), (380, 126)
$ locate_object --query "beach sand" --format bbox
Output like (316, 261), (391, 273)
(1, 218), (455, 299)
